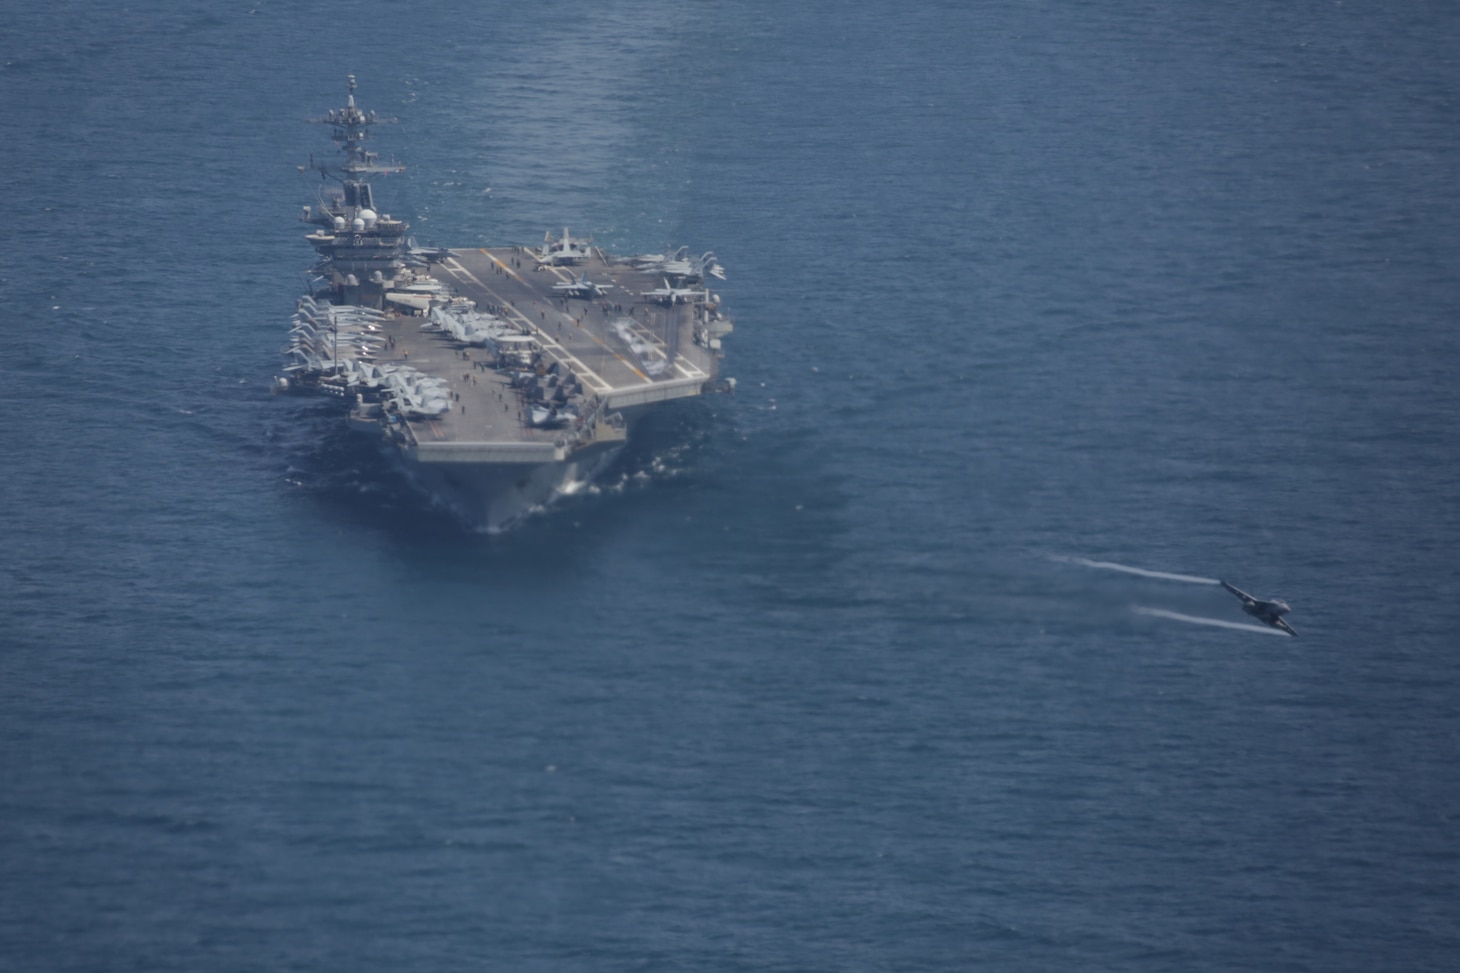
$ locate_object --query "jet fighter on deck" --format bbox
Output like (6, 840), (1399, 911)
(540, 227), (590, 265)
(641, 278), (708, 305)
(406, 237), (453, 264)
(552, 272), (614, 299)
(1220, 581), (1298, 637)
(631, 247), (724, 282)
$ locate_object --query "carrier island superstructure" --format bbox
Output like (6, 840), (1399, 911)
(276, 77), (733, 530)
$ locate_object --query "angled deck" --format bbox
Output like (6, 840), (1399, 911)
(351, 244), (722, 449)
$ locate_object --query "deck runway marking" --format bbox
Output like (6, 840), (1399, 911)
(549, 311), (653, 384)
(478, 249), (526, 284)
(422, 248), (710, 392)
(440, 256), (614, 392)
(671, 354), (708, 380)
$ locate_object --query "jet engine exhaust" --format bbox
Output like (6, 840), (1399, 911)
(1132, 606), (1290, 636)
(1049, 555), (1220, 586)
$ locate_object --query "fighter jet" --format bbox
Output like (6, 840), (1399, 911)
(641, 278), (707, 305)
(631, 246), (688, 270)
(1220, 581), (1298, 637)
(406, 236), (453, 263)
(552, 272), (614, 299)
(668, 251), (723, 281)
(631, 247), (723, 282)
(541, 227), (590, 265)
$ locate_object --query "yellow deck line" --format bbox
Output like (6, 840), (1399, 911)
(479, 249), (527, 285)
(442, 256), (616, 389)
(456, 249), (701, 387)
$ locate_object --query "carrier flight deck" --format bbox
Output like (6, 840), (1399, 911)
(277, 77), (735, 530)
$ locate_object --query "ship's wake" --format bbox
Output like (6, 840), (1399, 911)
(1133, 606), (1289, 636)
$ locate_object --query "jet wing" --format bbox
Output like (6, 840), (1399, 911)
(1219, 580), (1252, 602)
(1272, 618), (1298, 638)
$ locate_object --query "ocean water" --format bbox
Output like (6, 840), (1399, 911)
(4, 1), (1460, 970)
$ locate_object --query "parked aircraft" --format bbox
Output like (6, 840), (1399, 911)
(641, 279), (707, 305)
(553, 272), (614, 298)
(541, 227), (590, 265)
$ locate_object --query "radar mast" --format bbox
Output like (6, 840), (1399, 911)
(299, 76), (411, 308)
(302, 74), (405, 216)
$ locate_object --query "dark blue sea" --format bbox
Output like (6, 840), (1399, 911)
(4, 2), (1459, 969)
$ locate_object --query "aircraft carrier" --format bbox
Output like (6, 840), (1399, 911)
(276, 78), (734, 531)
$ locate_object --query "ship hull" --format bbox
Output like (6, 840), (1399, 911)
(286, 84), (732, 533)
(386, 437), (624, 533)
